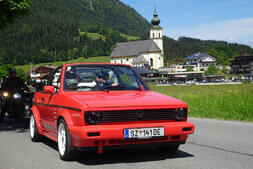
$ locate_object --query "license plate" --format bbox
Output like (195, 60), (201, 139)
(124, 127), (164, 139)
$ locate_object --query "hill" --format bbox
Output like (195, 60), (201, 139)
(0, 0), (150, 65)
(163, 37), (253, 64)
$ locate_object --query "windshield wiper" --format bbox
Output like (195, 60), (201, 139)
(102, 85), (142, 92)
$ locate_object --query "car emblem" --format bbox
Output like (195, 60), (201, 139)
(136, 110), (144, 119)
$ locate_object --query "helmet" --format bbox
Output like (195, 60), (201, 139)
(9, 68), (16, 74)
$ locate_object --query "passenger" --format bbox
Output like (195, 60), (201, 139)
(64, 67), (79, 89)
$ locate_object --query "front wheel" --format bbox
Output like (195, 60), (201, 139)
(58, 119), (77, 161)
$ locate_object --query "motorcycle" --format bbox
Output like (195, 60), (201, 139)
(0, 89), (33, 127)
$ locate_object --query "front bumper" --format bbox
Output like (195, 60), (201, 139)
(69, 121), (194, 148)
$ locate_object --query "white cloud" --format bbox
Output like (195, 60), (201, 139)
(166, 17), (253, 47)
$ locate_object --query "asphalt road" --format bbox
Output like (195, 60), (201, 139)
(0, 118), (252, 169)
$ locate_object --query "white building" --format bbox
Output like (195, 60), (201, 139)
(185, 53), (216, 72)
(110, 8), (164, 69)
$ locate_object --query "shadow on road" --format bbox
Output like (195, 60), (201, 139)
(0, 121), (27, 133)
(76, 148), (194, 165)
(40, 136), (194, 165)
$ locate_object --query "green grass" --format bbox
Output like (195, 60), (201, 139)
(15, 56), (110, 73)
(150, 84), (253, 122)
(120, 34), (140, 41)
(79, 31), (106, 41)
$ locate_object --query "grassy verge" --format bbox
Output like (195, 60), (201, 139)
(15, 56), (110, 73)
(150, 84), (253, 122)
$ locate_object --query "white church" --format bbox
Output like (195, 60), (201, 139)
(110, 8), (164, 69)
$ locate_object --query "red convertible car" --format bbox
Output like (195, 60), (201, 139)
(29, 63), (194, 161)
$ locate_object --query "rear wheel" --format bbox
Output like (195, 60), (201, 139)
(157, 144), (180, 154)
(58, 119), (77, 161)
(30, 114), (41, 142)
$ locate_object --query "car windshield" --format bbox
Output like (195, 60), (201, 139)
(63, 65), (148, 91)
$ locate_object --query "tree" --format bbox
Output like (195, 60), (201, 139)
(0, 64), (14, 79)
(204, 64), (218, 75)
(0, 0), (31, 30)
(208, 45), (239, 66)
(186, 66), (194, 72)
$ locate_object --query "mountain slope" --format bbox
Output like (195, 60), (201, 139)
(163, 36), (253, 61)
(0, 0), (150, 65)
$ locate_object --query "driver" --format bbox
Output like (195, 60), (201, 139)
(96, 72), (112, 87)
(2, 68), (30, 93)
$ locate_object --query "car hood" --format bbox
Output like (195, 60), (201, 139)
(69, 91), (187, 109)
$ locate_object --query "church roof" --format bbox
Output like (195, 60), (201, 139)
(132, 55), (149, 65)
(111, 40), (161, 58)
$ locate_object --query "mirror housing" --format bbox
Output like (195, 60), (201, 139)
(44, 85), (55, 94)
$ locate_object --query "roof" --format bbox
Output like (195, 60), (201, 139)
(186, 53), (213, 60)
(30, 65), (57, 73)
(111, 40), (161, 58)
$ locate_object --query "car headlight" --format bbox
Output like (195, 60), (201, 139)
(13, 93), (22, 99)
(3, 92), (8, 97)
(25, 105), (30, 110)
(85, 111), (103, 125)
(173, 108), (187, 121)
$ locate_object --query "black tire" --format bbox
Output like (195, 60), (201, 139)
(157, 144), (180, 154)
(23, 118), (30, 129)
(0, 105), (6, 122)
(30, 114), (41, 142)
(0, 112), (4, 122)
(58, 119), (77, 161)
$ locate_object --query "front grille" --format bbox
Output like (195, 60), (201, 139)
(100, 109), (176, 123)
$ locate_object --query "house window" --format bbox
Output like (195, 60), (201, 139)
(114, 60), (116, 63)
(120, 59), (123, 64)
(153, 33), (155, 38)
(158, 33), (160, 38)
(158, 57), (160, 60)
(126, 58), (129, 62)
(150, 58), (154, 67)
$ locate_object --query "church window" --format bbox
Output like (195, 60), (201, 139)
(150, 58), (154, 67)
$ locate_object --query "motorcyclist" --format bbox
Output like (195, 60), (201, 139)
(2, 68), (30, 93)
(0, 68), (30, 122)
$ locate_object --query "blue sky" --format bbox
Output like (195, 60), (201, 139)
(120, 0), (253, 47)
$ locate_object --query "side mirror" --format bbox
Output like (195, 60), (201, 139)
(140, 85), (145, 90)
(44, 85), (55, 94)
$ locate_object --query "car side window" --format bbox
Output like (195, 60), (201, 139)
(49, 68), (62, 92)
